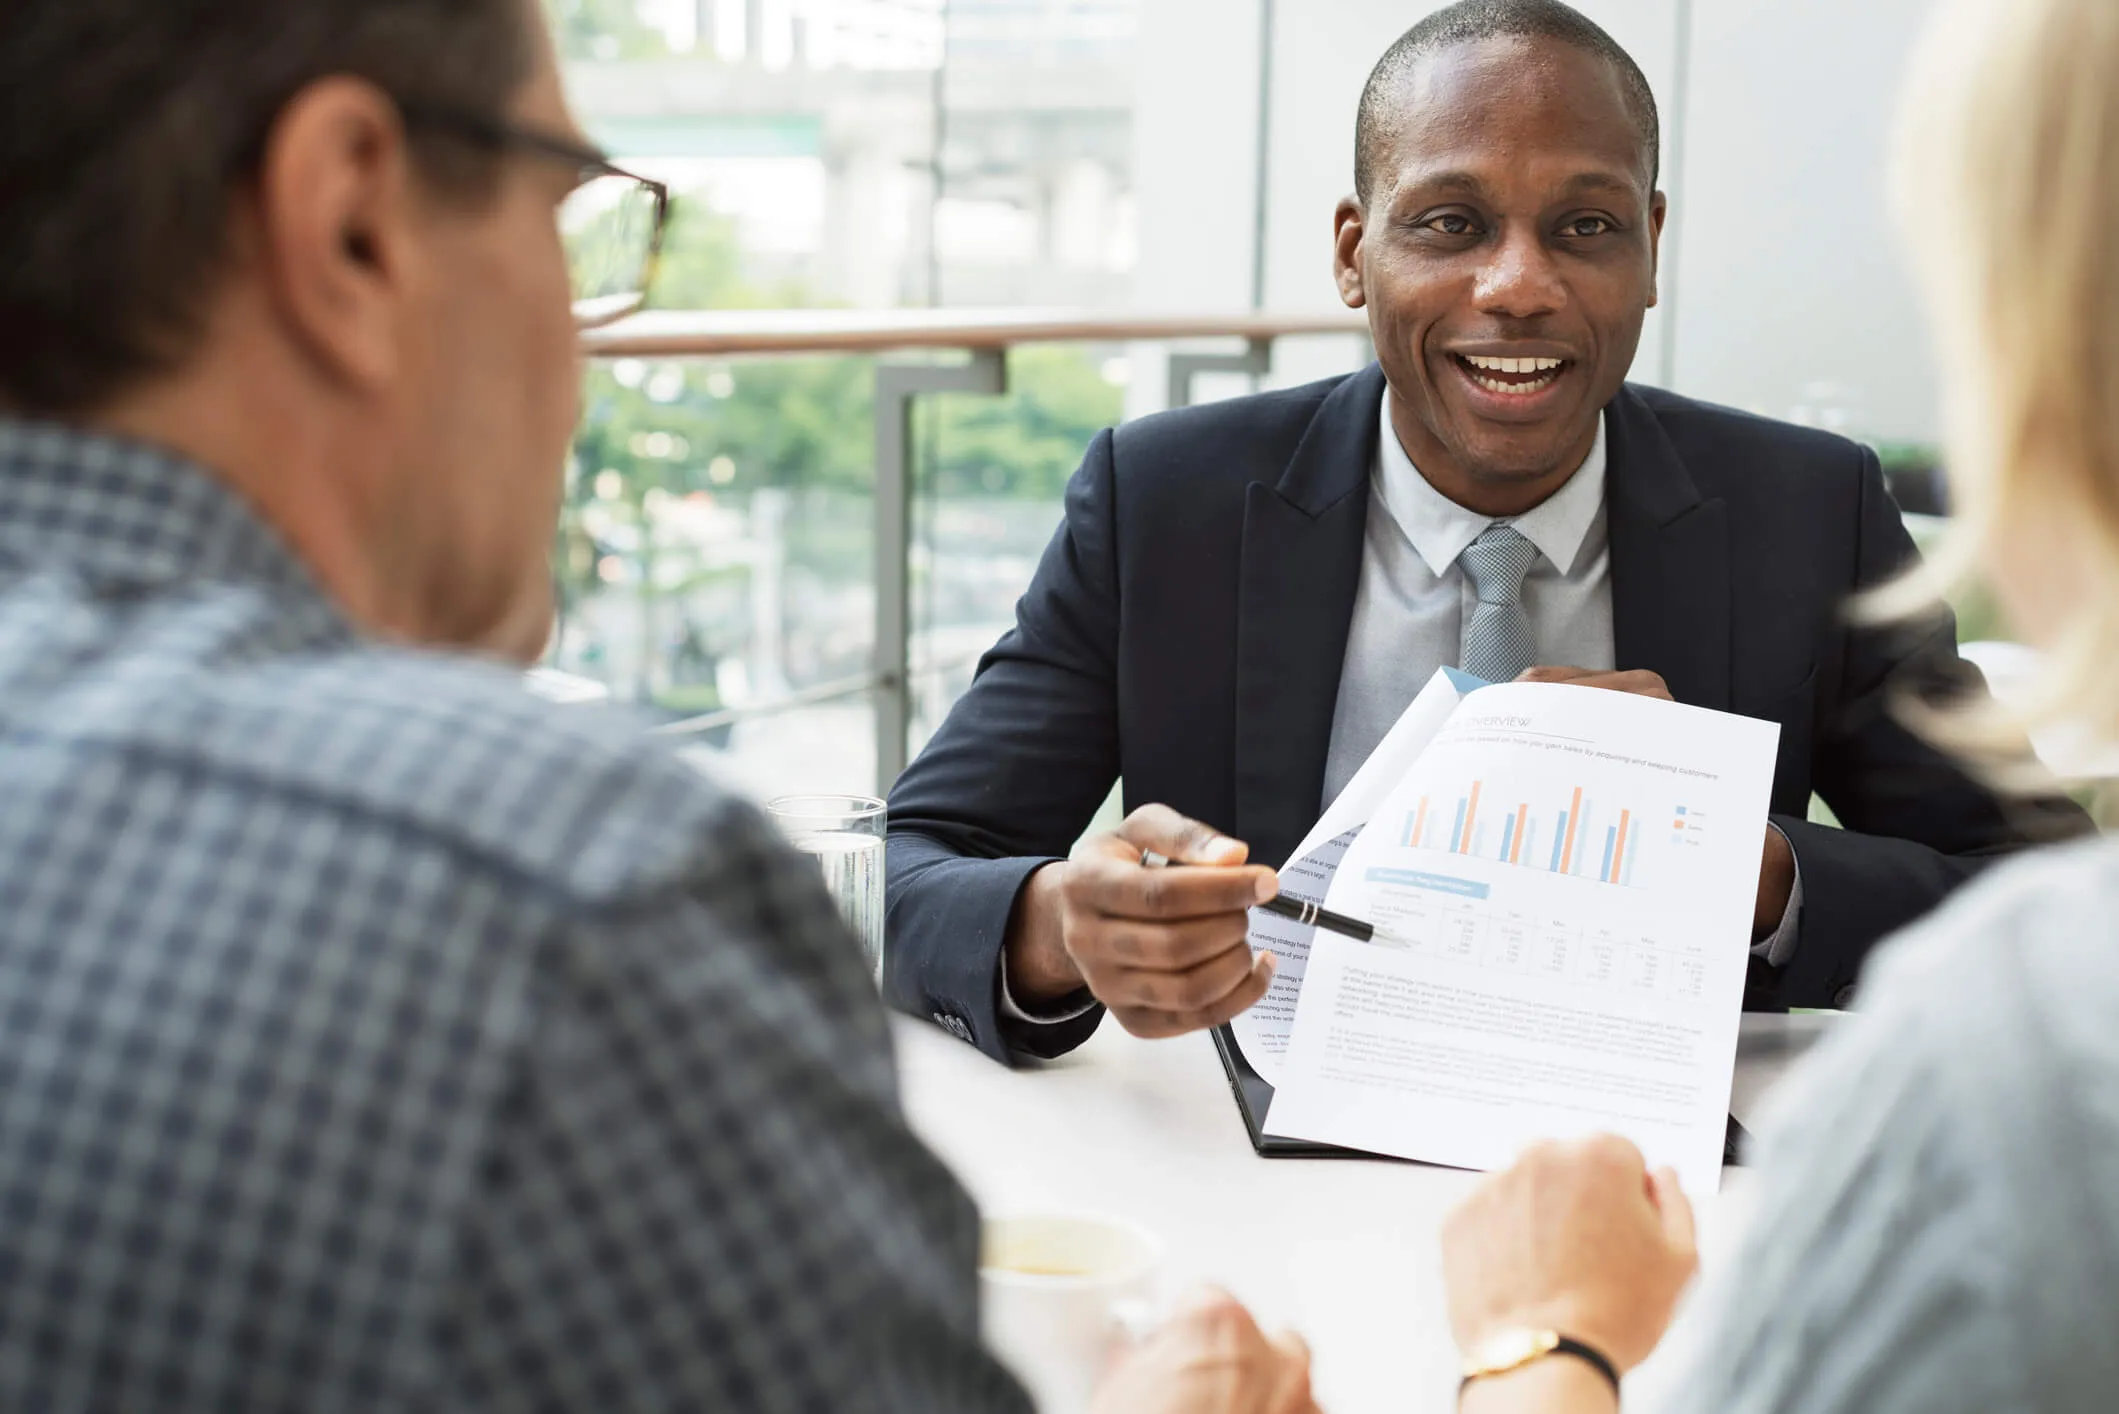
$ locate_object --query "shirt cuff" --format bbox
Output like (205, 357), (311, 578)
(1750, 824), (1804, 968)
(997, 947), (1099, 1025)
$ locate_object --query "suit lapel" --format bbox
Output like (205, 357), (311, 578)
(1606, 386), (1732, 711)
(1232, 365), (1383, 868)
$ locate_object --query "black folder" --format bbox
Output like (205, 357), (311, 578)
(1209, 1022), (1750, 1164)
(1209, 1023), (1372, 1159)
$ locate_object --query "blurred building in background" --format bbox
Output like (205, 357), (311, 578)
(557, 0), (1135, 308)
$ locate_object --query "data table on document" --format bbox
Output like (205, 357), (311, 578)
(1360, 887), (1711, 1005)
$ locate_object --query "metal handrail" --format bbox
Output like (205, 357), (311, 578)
(581, 306), (1368, 357)
(582, 306), (1372, 789)
(648, 651), (990, 738)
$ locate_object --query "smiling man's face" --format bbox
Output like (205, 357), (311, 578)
(1336, 33), (1664, 514)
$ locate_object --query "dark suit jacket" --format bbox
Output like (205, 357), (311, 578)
(884, 366), (2089, 1064)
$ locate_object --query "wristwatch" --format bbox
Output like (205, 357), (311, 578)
(1459, 1328), (1620, 1399)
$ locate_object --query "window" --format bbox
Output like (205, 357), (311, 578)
(548, 0), (1140, 795)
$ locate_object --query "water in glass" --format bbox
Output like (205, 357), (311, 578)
(791, 829), (884, 977)
(767, 795), (887, 983)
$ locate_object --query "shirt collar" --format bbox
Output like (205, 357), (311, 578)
(1372, 386), (1608, 579)
(0, 417), (352, 644)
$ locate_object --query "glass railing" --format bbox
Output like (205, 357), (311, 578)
(560, 307), (1370, 795)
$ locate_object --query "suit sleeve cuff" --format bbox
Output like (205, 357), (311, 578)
(997, 948), (1099, 1024)
(1750, 823), (1804, 968)
(885, 848), (1103, 1065)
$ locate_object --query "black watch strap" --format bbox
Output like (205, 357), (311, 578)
(1548, 1337), (1620, 1394)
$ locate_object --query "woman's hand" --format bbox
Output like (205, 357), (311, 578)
(1442, 1135), (1699, 1376)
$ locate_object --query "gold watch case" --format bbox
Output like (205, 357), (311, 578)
(1462, 1327), (1563, 1379)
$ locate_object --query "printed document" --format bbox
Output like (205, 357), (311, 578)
(1230, 669), (1475, 1084)
(1257, 675), (1779, 1192)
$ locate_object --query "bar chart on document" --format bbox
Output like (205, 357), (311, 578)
(1272, 679), (1781, 1188)
(1336, 691), (1769, 1009)
(1392, 779), (1719, 892)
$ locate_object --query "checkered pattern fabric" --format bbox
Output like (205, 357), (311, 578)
(1456, 522), (1541, 684)
(0, 419), (1029, 1414)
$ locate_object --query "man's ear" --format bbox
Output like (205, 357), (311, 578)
(250, 77), (419, 390)
(1645, 189), (1669, 309)
(1333, 195), (1367, 310)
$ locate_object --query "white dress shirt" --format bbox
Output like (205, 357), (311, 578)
(1000, 387), (1799, 1025)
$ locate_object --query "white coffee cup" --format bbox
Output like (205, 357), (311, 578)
(980, 1212), (1163, 1414)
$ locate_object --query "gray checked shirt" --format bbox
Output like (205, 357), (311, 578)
(0, 419), (1029, 1414)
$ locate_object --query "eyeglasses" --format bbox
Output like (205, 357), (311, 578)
(398, 102), (670, 329)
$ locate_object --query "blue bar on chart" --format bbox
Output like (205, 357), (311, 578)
(1606, 811), (1633, 884)
(1403, 797), (1429, 849)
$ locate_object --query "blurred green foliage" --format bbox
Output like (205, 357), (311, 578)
(559, 191), (1121, 640)
(550, 0), (671, 61)
(1871, 441), (1940, 476)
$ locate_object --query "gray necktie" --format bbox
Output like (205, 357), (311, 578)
(1457, 523), (1541, 684)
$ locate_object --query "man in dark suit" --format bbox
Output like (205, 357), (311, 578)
(885, 0), (2087, 1065)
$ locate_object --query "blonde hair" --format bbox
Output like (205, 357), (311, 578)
(1888, 0), (2119, 767)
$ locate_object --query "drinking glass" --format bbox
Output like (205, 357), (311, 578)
(767, 794), (887, 982)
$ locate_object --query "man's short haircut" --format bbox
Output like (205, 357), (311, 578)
(1354, 0), (1660, 205)
(0, 0), (535, 417)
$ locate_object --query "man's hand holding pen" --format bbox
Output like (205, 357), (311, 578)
(1003, 804), (1283, 1039)
(1142, 854), (1375, 943)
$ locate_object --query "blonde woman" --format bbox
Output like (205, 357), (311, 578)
(1438, 0), (2119, 1409)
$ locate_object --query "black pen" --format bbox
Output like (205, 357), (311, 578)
(1139, 850), (1376, 943)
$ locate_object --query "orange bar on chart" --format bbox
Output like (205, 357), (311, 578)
(1460, 781), (1483, 854)
(1510, 803), (1529, 863)
(1559, 786), (1583, 873)
(1410, 796), (1429, 848)
(1610, 810), (1631, 883)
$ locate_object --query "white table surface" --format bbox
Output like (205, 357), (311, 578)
(896, 1012), (1837, 1413)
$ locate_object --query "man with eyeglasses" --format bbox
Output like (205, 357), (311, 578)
(0, 2), (1316, 1410)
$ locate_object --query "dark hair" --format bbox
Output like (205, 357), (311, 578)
(1354, 0), (1659, 205)
(0, 0), (535, 416)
